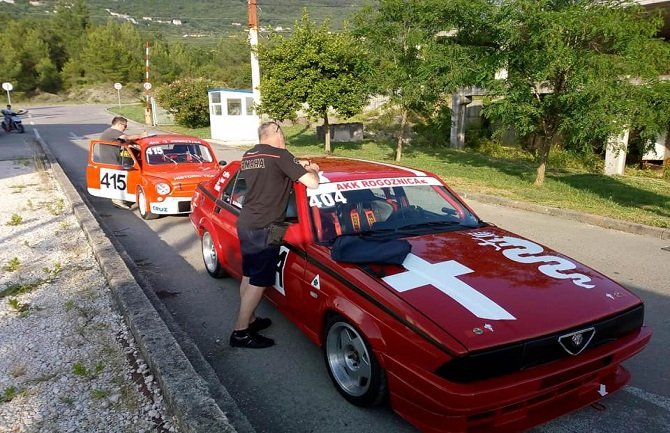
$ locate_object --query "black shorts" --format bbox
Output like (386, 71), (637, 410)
(238, 226), (280, 287)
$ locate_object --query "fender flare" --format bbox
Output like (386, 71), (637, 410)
(324, 297), (388, 368)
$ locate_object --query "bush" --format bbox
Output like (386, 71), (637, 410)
(155, 78), (222, 128)
(412, 105), (452, 148)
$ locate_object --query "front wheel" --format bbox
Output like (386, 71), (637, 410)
(1, 122), (6, 132)
(324, 315), (387, 407)
(137, 188), (158, 220)
(17, 124), (24, 133)
(201, 229), (226, 278)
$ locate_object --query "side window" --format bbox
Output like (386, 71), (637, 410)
(221, 171), (247, 209)
(285, 189), (297, 222)
(93, 143), (122, 165)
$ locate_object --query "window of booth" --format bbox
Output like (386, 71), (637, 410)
(210, 91), (223, 116)
(246, 97), (255, 115)
(227, 98), (242, 116)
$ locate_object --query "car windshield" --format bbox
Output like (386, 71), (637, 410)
(145, 143), (214, 165)
(307, 176), (483, 244)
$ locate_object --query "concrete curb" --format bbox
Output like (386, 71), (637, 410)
(459, 191), (670, 240)
(33, 132), (245, 433)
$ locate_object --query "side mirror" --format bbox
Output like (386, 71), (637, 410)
(218, 160), (228, 167)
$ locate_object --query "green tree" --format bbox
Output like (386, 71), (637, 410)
(155, 77), (221, 128)
(481, 0), (670, 185)
(258, 11), (371, 153)
(0, 21), (56, 94)
(78, 20), (144, 84)
(354, 0), (477, 161)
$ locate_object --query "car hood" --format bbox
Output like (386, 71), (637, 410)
(148, 166), (218, 187)
(372, 227), (642, 351)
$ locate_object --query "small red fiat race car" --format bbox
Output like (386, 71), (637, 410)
(86, 134), (220, 219)
(189, 156), (651, 433)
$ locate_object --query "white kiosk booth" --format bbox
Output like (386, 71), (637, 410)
(208, 88), (259, 143)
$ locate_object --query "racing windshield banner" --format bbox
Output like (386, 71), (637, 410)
(307, 177), (442, 196)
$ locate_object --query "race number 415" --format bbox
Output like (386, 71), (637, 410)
(99, 168), (127, 191)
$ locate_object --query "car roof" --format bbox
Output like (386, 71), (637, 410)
(308, 156), (430, 183)
(135, 134), (208, 148)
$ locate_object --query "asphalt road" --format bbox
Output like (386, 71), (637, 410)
(18, 104), (670, 433)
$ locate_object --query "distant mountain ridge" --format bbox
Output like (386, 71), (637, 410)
(0, 0), (368, 38)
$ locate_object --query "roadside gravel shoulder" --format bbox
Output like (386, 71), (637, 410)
(0, 159), (177, 433)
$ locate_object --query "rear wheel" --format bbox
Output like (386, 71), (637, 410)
(324, 315), (387, 407)
(202, 229), (226, 278)
(137, 188), (158, 220)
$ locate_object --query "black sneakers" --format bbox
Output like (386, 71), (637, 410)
(230, 329), (275, 349)
(248, 317), (272, 333)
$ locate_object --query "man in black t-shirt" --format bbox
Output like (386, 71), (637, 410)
(231, 121), (320, 349)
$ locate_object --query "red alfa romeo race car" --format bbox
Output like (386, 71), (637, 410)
(189, 156), (651, 433)
(86, 134), (220, 219)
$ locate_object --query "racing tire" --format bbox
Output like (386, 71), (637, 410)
(17, 124), (24, 133)
(201, 229), (227, 278)
(324, 315), (387, 407)
(137, 188), (158, 220)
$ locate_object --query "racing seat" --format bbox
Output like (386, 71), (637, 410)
(336, 198), (394, 235)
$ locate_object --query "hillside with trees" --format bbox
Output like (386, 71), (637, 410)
(0, 0), (367, 43)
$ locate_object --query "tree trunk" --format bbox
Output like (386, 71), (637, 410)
(534, 137), (551, 186)
(323, 113), (331, 154)
(395, 108), (408, 162)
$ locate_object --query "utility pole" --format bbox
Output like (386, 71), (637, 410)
(144, 41), (153, 126)
(248, 0), (261, 121)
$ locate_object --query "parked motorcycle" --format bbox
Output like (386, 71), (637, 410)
(1, 106), (26, 133)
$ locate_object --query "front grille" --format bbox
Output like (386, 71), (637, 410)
(178, 201), (191, 212)
(436, 304), (644, 383)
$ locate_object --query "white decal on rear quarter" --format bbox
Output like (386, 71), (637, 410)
(383, 253), (516, 321)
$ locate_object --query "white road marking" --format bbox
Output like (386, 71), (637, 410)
(69, 132), (87, 140)
(624, 386), (670, 412)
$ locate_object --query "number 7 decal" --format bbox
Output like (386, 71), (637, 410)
(273, 246), (289, 296)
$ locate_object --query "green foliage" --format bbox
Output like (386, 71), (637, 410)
(0, 280), (42, 299)
(79, 21), (144, 83)
(72, 362), (89, 377)
(0, 3), (254, 95)
(412, 105), (454, 148)
(480, 0), (670, 184)
(258, 11), (371, 151)
(6, 214), (23, 226)
(46, 198), (66, 215)
(72, 361), (105, 379)
(155, 77), (222, 128)
(2, 257), (21, 273)
(0, 386), (17, 404)
(353, 0), (484, 159)
(7, 298), (30, 315)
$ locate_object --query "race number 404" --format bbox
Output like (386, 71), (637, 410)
(309, 191), (346, 208)
(100, 168), (127, 192)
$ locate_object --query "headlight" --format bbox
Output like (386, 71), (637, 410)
(155, 183), (171, 195)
